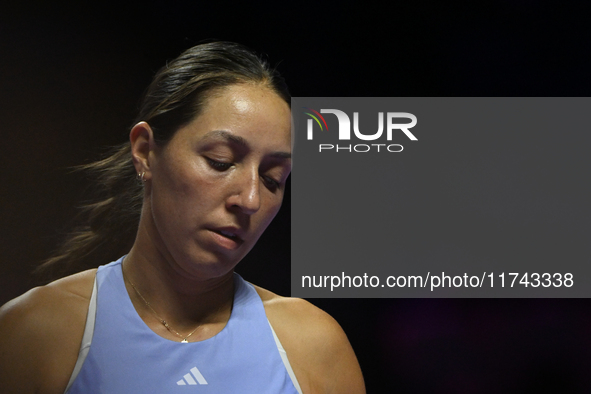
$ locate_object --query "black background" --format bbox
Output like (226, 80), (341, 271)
(1, 1), (591, 392)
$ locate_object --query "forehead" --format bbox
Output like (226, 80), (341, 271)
(173, 84), (291, 151)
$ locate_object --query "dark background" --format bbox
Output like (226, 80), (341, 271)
(1, 1), (590, 392)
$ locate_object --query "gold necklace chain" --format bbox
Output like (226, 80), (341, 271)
(123, 270), (201, 343)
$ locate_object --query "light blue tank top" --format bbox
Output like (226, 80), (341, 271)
(65, 257), (301, 393)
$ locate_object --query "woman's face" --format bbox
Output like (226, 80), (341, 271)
(146, 83), (291, 279)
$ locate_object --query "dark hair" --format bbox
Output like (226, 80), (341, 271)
(36, 41), (290, 282)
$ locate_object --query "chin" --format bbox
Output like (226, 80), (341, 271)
(183, 252), (240, 279)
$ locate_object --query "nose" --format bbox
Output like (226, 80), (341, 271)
(226, 168), (261, 215)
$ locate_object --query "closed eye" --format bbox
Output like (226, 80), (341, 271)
(206, 157), (233, 171)
(262, 176), (280, 192)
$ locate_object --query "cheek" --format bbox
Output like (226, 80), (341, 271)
(151, 161), (212, 224)
(160, 153), (211, 195)
(255, 195), (284, 233)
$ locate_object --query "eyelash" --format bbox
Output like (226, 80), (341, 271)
(206, 157), (282, 191)
(263, 176), (280, 191)
(206, 158), (233, 171)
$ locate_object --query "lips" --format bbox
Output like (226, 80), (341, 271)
(209, 227), (245, 250)
(217, 229), (241, 240)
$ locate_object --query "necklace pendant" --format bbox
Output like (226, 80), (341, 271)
(181, 339), (188, 343)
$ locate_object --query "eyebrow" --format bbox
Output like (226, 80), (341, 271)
(203, 130), (291, 159)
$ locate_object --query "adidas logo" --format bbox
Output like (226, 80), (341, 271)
(176, 366), (208, 386)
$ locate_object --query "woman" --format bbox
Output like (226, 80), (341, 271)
(0, 42), (365, 393)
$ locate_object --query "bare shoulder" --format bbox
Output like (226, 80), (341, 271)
(0, 269), (97, 325)
(0, 269), (96, 394)
(254, 286), (365, 394)
(255, 286), (345, 345)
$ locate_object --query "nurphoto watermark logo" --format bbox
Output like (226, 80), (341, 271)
(303, 107), (418, 153)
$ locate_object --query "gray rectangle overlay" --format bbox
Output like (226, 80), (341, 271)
(292, 98), (590, 298)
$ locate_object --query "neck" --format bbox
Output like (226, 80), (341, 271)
(122, 244), (235, 339)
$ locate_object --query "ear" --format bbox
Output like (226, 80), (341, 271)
(130, 121), (156, 181)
